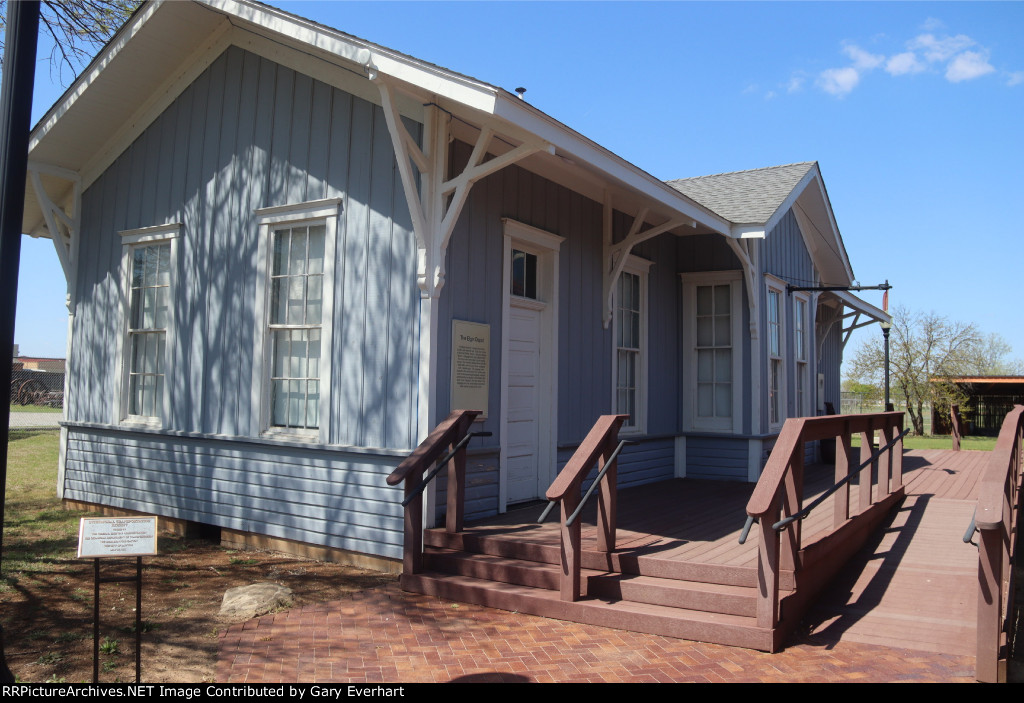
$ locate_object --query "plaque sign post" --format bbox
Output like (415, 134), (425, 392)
(77, 516), (158, 683)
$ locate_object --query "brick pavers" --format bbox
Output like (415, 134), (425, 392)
(217, 584), (976, 683)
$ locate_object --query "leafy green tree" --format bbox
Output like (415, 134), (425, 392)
(1, 1), (138, 83)
(846, 306), (1018, 435)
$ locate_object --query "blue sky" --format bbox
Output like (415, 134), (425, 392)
(16, 1), (1024, 368)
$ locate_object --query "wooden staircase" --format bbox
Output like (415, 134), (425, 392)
(402, 527), (795, 652)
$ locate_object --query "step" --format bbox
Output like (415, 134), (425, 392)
(426, 528), (796, 590)
(424, 547), (769, 617)
(402, 570), (776, 652)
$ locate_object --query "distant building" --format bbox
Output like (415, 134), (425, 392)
(932, 376), (1024, 436)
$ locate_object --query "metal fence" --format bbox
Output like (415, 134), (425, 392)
(9, 367), (63, 430)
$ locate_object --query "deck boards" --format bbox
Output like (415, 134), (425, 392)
(456, 447), (989, 655)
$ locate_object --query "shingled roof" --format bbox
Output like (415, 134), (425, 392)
(666, 162), (817, 225)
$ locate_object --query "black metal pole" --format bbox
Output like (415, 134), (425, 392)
(882, 325), (892, 411)
(0, 0), (41, 684)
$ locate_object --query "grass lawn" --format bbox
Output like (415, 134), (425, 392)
(849, 433), (997, 451)
(8, 404), (63, 414)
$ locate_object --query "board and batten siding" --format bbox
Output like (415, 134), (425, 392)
(64, 45), (420, 559)
(433, 143), (691, 518)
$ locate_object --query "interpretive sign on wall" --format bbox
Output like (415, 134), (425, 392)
(451, 320), (490, 419)
(77, 516), (159, 558)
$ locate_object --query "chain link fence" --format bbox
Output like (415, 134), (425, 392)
(9, 367), (63, 430)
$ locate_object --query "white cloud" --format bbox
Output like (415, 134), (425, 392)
(843, 43), (884, 70)
(921, 17), (945, 32)
(910, 33), (975, 63)
(787, 74), (805, 93)
(818, 67), (860, 97)
(886, 52), (926, 76)
(1008, 72), (1024, 87)
(764, 90), (777, 100)
(946, 51), (995, 82)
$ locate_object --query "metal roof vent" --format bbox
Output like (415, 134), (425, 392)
(515, 87), (527, 100)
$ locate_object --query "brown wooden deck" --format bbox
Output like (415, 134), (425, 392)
(410, 447), (990, 656)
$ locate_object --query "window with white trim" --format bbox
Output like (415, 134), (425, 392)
(794, 294), (810, 417)
(118, 224), (180, 425)
(766, 278), (786, 428)
(253, 199), (340, 440)
(613, 257), (650, 432)
(681, 271), (743, 433)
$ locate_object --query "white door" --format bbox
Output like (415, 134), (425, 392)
(506, 301), (543, 503)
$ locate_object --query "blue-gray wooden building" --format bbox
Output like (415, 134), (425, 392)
(21, 0), (888, 569)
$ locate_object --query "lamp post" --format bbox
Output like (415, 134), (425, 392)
(880, 320), (892, 411)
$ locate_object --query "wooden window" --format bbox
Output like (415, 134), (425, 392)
(794, 294), (809, 417)
(681, 271), (743, 433)
(268, 224), (325, 430)
(510, 249), (538, 299)
(767, 281), (785, 428)
(613, 257), (650, 433)
(118, 224), (180, 426)
(253, 199), (340, 441)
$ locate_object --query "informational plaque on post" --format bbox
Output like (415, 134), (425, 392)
(77, 516), (159, 558)
(451, 320), (490, 419)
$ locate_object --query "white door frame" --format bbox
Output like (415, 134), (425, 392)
(499, 218), (564, 511)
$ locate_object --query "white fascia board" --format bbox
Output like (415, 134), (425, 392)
(809, 174), (855, 282)
(834, 290), (890, 324)
(732, 225), (766, 239)
(208, 0), (498, 112)
(763, 166), (818, 237)
(491, 94), (732, 236)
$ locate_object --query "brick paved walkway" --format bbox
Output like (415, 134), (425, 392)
(217, 583), (976, 683)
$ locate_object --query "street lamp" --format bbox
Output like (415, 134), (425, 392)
(880, 320), (892, 411)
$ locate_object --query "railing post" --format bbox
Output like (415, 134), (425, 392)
(780, 449), (803, 571)
(403, 467), (424, 575)
(879, 423), (893, 498)
(835, 421), (851, 527)
(892, 416), (904, 490)
(976, 525), (1003, 683)
(560, 486), (582, 602)
(859, 420), (875, 510)
(445, 413), (475, 534)
(596, 431), (619, 553)
(756, 497), (781, 630)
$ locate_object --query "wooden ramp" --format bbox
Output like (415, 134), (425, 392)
(404, 460), (891, 652)
(805, 448), (986, 655)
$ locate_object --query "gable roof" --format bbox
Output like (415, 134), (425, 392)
(667, 162), (816, 226)
(669, 161), (855, 286)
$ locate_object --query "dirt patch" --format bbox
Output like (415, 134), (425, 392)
(2, 532), (397, 683)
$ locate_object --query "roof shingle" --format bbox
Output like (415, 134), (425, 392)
(666, 162), (816, 225)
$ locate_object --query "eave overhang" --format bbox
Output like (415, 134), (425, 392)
(23, 0), (730, 243)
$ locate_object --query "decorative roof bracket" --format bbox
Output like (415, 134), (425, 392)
(26, 160), (81, 310)
(372, 71), (552, 298)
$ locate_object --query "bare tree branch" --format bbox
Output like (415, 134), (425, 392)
(1, 0), (139, 86)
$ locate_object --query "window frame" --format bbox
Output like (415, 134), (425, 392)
(251, 198), (341, 443)
(117, 223), (181, 428)
(793, 292), (811, 418)
(680, 270), (743, 433)
(611, 255), (651, 435)
(766, 276), (787, 430)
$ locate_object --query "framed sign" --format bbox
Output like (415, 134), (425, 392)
(451, 320), (490, 418)
(77, 516), (159, 558)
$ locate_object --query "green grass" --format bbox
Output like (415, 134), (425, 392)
(850, 433), (997, 451)
(9, 404), (63, 414)
(3, 430), (82, 588)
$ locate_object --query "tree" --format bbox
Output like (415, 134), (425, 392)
(0, 1), (137, 84)
(845, 306), (1019, 435)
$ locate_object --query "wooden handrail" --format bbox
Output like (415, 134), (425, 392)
(974, 404), (1023, 683)
(745, 411), (905, 632)
(389, 409), (481, 575)
(546, 414), (628, 602)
